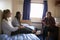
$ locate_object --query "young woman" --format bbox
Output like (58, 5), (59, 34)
(12, 11), (36, 34)
(12, 11), (21, 27)
(42, 12), (58, 40)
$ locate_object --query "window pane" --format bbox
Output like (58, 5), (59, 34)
(30, 3), (44, 18)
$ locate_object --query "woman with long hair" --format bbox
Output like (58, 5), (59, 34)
(12, 11), (36, 34)
(12, 11), (21, 27)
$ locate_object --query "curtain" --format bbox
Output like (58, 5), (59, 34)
(23, 0), (31, 20)
(42, 0), (48, 40)
(42, 0), (48, 19)
(42, 0), (48, 27)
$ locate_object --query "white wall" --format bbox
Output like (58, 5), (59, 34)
(55, 6), (60, 18)
(0, 0), (12, 11)
(12, 0), (24, 19)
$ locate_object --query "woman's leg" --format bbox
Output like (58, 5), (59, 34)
(20, 27), (33, 34)
(11, 27), (33, 36)
(43, 27), (48, 40)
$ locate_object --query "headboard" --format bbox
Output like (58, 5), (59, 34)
(0, 10), (2, 34)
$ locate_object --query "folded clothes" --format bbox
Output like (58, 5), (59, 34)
(21, 23), (35, 30)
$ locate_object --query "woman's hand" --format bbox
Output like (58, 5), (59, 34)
(32, 30), (36, 33)
(19, 26), (25, 29)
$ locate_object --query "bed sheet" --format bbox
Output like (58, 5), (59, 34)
(0, 34), (40, 40)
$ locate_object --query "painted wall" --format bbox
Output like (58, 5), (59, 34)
(12, 0), (60, 39)
(48, 0), (60, 18)
(0, 0), (12, 11)
(12, 0), (24, 19)
(48, 0), (56, 17)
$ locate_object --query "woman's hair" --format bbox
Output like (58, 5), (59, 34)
(2, 9), (10, 21)
(15, 11), (21, 20)
(47, 12), (51, 16)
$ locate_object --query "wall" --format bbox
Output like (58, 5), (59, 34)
(0, 0), (12, 11)
(48, 0), (56, 17)
(48, 0), (60, 18)
(12, 0), (24, 19)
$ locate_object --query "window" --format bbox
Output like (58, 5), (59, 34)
(30, 3), (44, 18)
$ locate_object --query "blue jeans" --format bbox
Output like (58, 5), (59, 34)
(11, 27), (33, 36)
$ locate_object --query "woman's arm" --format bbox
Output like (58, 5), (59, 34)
(2, 20), (19, 32)
(42, 17), (47, 26)
(12, 18), (20, 27)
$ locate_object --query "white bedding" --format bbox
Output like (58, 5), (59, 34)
(21, 23), (35, 30)
(0, 34), (40, 40)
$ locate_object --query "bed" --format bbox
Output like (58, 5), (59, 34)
(0, 34), (40, 40)
(0, 23), (40, 40)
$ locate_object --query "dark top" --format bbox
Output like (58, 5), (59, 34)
(43, 16), (56, 26)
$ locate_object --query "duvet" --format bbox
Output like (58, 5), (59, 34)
(0, 34), (40, 40)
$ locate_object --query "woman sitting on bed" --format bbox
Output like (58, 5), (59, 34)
(12, 11), (36, 34)
(1, 9), (36, 36)
(12, 11), (21, 27)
